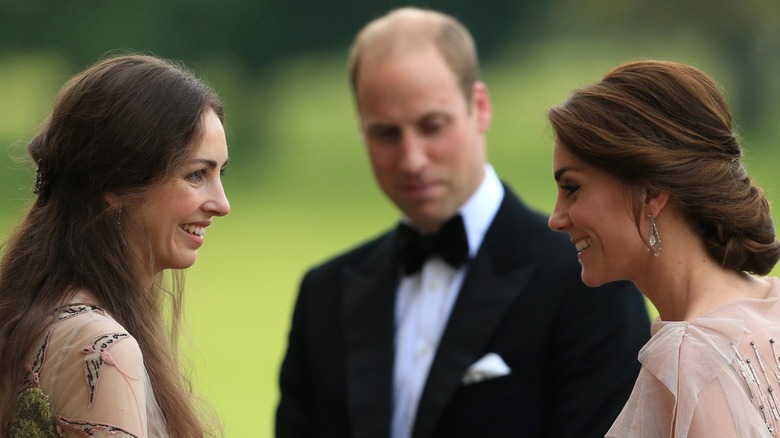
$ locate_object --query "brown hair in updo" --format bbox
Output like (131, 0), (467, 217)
(547, 60), (780, 275)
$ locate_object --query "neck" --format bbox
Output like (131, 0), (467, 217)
(637, 230), (767, 321)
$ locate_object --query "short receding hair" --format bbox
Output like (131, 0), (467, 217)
(348, 7), (480, 102)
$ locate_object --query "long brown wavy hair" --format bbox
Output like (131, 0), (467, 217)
(0, 54), (223, 436)
(548, 60), (780, 275)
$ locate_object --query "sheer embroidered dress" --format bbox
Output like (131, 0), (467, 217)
(15, 299), (167, 437)
(607, 277), (780, 437)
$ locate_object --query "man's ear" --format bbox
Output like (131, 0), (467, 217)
(472, 81), (492, 132)
(104, 192), (122, 209)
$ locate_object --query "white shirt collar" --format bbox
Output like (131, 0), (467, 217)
(460, 164), (504, 257)
(401, 163), (504, 257)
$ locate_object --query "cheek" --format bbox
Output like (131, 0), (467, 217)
(154, 193), (200, 225)
(174, 194), (202, 216)
(368, 148), (397, 174)
(567, 205), (591, 227)
(443, 131), (480, 166)
(569, 204), (614, 237)
(598, 213), (640, 250)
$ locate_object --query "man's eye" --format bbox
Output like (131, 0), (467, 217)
(420, 117), (448, 135)
(420, 123), (444, 135)
(367, 126), (400, 141)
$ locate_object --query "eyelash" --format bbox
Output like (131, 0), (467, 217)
(560, 183), (580, 196)
(421, 120), (446, 134)
(188, 169), (205, 182)
(187, 167), (226, 182)
(369, 118), (447, 141)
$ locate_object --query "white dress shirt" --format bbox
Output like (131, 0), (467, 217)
(391, 164), (504, 438)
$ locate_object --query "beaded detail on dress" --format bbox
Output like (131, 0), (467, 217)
(607, 277), (780, 438)
(732, 339), (780, 434)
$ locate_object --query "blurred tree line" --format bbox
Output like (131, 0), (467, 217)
(0, 0), (536, 70)
(2, 0), (778, 142)
(547, 0), (780, 135)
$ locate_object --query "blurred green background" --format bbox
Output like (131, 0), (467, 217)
(2, 1), (780, 436)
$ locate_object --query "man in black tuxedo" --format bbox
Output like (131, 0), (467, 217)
(276, 7), (650, 438)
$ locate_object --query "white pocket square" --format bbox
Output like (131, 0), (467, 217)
(461, 352), (511, 385)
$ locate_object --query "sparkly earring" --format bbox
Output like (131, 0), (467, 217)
(647, 214), (662, 257)
(117, 208), (122, 233)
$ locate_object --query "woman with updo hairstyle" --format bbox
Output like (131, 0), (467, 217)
(0, 54), (230, 437)
(547, 60), (780, 436)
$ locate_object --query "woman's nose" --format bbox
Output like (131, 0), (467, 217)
(208, 182), (231, 217)
(548, 204), (570, 232)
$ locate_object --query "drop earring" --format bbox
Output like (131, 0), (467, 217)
(647, 214), (662, 257)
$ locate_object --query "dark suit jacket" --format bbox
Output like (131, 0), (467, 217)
(276, 186), (650, 438)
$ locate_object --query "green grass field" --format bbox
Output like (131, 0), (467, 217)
(3, 37), (780, 436)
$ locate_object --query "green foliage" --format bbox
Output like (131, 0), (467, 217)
(2, 0), (778, 133)
(0, 1), (532, 71)
(10, 388), (61, 438)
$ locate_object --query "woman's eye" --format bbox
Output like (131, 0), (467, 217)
(560, 183), (580, 196)
(188, 169), (205, 182)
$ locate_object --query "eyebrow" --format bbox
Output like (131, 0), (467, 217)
(553, 166), (574, 182)
(365, 110), (449, 127)
(189, 158), (229, 168)
(365, 123), (396, 131)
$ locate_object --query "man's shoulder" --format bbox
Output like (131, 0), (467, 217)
(490, 186), (575, 255)
(305, 228), (396, 276)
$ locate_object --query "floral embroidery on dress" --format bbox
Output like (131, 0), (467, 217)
(58, 304), (104, 321)
(18, 304), (105, 393)
(16, 303), (144, 437)
(19, 330), (51, 391)
(58, 417), (139, 438)
(82, 332), (129, 405)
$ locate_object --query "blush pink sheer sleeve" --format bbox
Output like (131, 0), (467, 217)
(21, 304), (167, 438)
(607, 277), (780, 438)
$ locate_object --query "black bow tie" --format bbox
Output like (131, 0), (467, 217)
(395, 215), (470, 275)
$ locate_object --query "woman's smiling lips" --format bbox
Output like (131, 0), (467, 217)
(181, 224), (206, 236)
(179, 223), (209, 245)
(575, 237), (592, 253)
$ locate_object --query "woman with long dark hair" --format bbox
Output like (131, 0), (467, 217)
(0, 54), (230, 437)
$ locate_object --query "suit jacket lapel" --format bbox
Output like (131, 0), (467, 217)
(342, 234), (399, 438)
(411, 256), (536, 438)
(412, 188), (539, 438)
